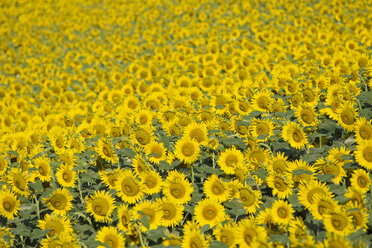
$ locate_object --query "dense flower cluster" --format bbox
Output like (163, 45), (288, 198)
(0, 0), (372, 247)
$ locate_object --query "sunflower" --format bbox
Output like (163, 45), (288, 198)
(144, 141), (167, 164)
(163, 120), (182, 136)
(33, 156), (52, 182)
(309, 194), (339, 220)
(203, 174), (230, 202)
(287, 159), (316, 186)
(327, 146), (352, 166)
(355, 140), (372, 170)
(96, 226), (125, 248)
(267, 152), (289, 175)
(43, 188), (73, 216)
(213, 222), (237, 247)
(271, 200), (294, 226)
(96, 138), (119, 164)
(245, 146), (270, 165)
(181, 229), (208, 248)
(256, 208), (276, 230)
(133, 200), (162, 231)
(0, 190), (20, 220)
(323, 233), (352, 248)
(162, 234), (182, 246)
(355, 117), (372, 144)
(343, 201), (369, 231)
(344, 187), (366, 207)
(117, 204), (132, 232)
(133, 109), (153, 127)
(235, 219), (267, 248)
(323, 210), (353, 236)
(40, 232), (79, 248)
(38, 214), (73, 237)
(314, 158), (346, 185)
(7, 168), (30, 197)
(163, 174), (193, 205)
(99, 167), (124, 190)
(115, 170), (144, 204)
(336, 102), (358, 131)
(238, 184), (262, 214)
(194, 198), (227, 228)
(0, 155), (9, 176)
(266, 174), (293, 199)
(55, 164), (77, 188)
(218, 147), (245, 175)
(85, 190), (115, 223)
(183, 122), (208, 146)
(298, 179), (332, 210)
(251, 90), (272, 112)
(158, 198), (184, 228)
(174, 136), (201, 164)
(281, 121), (308, 149)
(139, 169), (163, 195)
(131, 126), (154, 147)
(249, 118), (274, 141)
(350, 169), (371, 194)
(288, 217), (309, 245)
(131, 154), (150, 175)
(294, 104), (318, 127)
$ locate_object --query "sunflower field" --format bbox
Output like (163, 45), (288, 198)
(1, 0), (372, 247)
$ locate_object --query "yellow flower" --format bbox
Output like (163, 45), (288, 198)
(96, 138), (118, 164)
(163, 172), (193, 205)
(203, 174), (230, 202)
(250, 90), (272, 112)
(282, 121), (308, 149)
(323, 210), (353, 236)
(181, 229), (208, 248)
(133, 200), (162, 231)
(117, 204), (132, 232)
(249, 118), (274, 141)
(158, 198), (184, 228)
(183, 122), (209, 146)
(0, 190), (20, 220)
(266, 173), (293, 199)
(99, 167), (124, 190)
(355, 140), (372, 170)
(55, 164), (77, 188)
(32, 156), (52, 182)
(174, 136), (201, 164)
(213, 222), (237, 247)
(144, 141), (167, 164)
(139, 169), (163, 195)
(115, 170), (144, 204)
(194, 198), (227, 228)
(85, 190), (115, 223)
(323, 233), (352, 248)
(238, 184), (262, 214)
(350, 169), (371, 194)
(267, 152), (289, 175)
(43, 188), (73, 216)
(294, 104), (318, 127)
(38, 214), (73, 237)
(96, 226), (125, 248)
(7, 168), (30, 197)
(235, 219), (267, 248)
(218, 147), (245, 175)
(354, 117), (372, 144)
(309, 194), (339, 220)
(0, 155), (9, 176)
(342, 201), (369, 231)
(298, 179), (332, 210)
(271, 200), (294, 226)
(336, 102), (358, 131)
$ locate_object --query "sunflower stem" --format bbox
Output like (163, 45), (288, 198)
(77, 173), (84, 203)
(136, 226), (147, 247)
(212, 152), (215, 169)
(33, 194), (40, 220)
(191, 167), (194, 184)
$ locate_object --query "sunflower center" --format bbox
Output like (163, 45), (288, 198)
(135, 130), (150, 145)
(104, 234), (118, 248)
(3, 200), (13, 212)
(243, 228), (256, 244)
(162, 203), (176, 220)
(292, 130), (303, 143)
(220, 230), (234, 245)
(322, 163), (340, 176)
(45, 221), (65, 236)
(182, 143), (195, 157)
(273, 177), (288, 192)
(341, 108), (354, 125)
(350, 211), (362, 226)
(51, 194), (67, 210)
(331, 214), (347, 230)
(202, 205), (217, 220)
(62, 172), (71, 182)
(256, 123), (269, 135)
(249, 150), (265, 163)
(362, 146), (372, 162)
(121, 177), (140, 197)
(273, 160), (286, 174)
(357, 176), (367, 188)
(225, 154), (237, 167)
(257, 96), (269, 109)
(170, 183), (186, 199)
(359, 125), (372, 140)
(190, 129), (204, 143)
(145, 175), (157, 189)
(211, 181), (225, 195)
(317, 200), (334, 216)
(103, 146), (112, 157)
(189, 236), (204, 248)
(303, 89), (315, 102)
(301, 109), (314, 124)
(92, 198), (109, 216)
(13, 174), (26, 190)
(277, 207), (287, 218)
(239, 188), (255, 207)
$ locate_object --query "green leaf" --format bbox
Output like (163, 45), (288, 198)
(147, 226), (167, 242)
(224, 199), (245, 216)
(359, 91), (372, 105)
(316, 174), (335, 182)
(148, 153), (160, 158)
(30, 180), (43, 193)
(121, 148), (136, 158)
(32, 229), (49, 239)
(222, 138), (246, 149)
(292, 169), (314, 175)
(138, 211), (150, 230)
(195, 165), (223, 175)
(253, 167), (267, 181)
(269, 234), (290, 244)
(210, 241), (229, 248)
